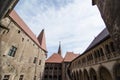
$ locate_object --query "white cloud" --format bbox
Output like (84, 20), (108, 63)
(15, 0), (105, 57)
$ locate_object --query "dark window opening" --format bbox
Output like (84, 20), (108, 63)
(22, 38), (24, 42)
(39, 60), (41, 65)
(105, 44), (110, 54)
(18, 30), (20, 33)
(110, 42), (115, 52)
(3, 75), (10, 80)
(100, 48), (104, 56)
(8, 46), (17, 57)
(19, 75), (24, 80)
(33, 57), (37, 63)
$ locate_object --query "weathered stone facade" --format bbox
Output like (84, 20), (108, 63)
(68, 29), (120, 80)
(0, 11), (47, 80)
(44, 63), (62, 80)
(92, 0), (120, 54)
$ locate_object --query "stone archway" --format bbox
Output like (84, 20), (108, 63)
(76, 71), (79, 80)
(99, 66), (112, 80)
(113, 64), (120, 80)
(72, 73), (74, 80)
(89, 68), (97, 80)
(79, 70), (83, 80)
(73, 72), (77, 80)
(83, 69), (89, 80)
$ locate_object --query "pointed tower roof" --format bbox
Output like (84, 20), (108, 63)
(37, 29), (47, 52)
(58, 41), (62, 56)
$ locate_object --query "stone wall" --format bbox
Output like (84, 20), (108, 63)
(94, 0), (120, 53)
(0, 17), (46, 80)
(68, 35), (120, 80)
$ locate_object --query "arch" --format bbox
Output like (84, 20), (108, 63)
(99, 66), (113, 80)
(89, 68), (97, 80)
(71, 72), (74, 80)
(73, 71), (77, 80)
(76, 71), (80, 80)
(67, 68), (72, 80)
(79, 70), (83, 80)
(113, 63), (120, 80)
(83, 69), (89, 80)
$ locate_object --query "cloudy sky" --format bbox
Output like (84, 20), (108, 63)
(15, 0), (105, 57)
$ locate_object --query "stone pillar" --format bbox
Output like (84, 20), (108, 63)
(0, 0), (19, 21)
(92, 0), (120, 53)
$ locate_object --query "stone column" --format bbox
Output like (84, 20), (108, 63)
(0, 0), (19, 21)
(93, 0), (120, 53)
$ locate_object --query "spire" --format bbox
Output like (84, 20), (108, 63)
(37, 29), (47, 52)
(58, 41), (62, 56)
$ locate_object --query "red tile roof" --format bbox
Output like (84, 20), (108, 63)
(46, 53), (63, 63)
(64, 52), (79, 62)
(9, 10), (47, 52)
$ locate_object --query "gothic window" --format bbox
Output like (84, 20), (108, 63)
(8, 46), (17, 57)
(19, 75), (24, 80)
(3, 75), (10, 80)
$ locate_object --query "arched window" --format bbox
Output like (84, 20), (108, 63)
(110, 42), (115, 52)
(105, 44), (110, 54)
(100, 48), (104, 56)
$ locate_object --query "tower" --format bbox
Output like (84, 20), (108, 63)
(37, 29), (47, 52)
(58, 41), (62, 56)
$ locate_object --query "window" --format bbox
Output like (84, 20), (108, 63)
(34, 76), (36, 80)
(19, 75), (24, 80)
(105, 44), (110, 54)
(54, 67), (57, 70)
(110, 42), (115, 52)
(100, 48), (104, 56)
(8, 46), (17, 57)
(39, 60), (41, 65)
(45, 67), (48, 70)
(94, 51), (97, 58)
(59, 67), (61, 70)
(3, 75), (10, 80)
(22, 38), (24, 42)
(44, 75), (48, 78)
(18, 30), (20, 33)
(33, 57), (37, 63)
